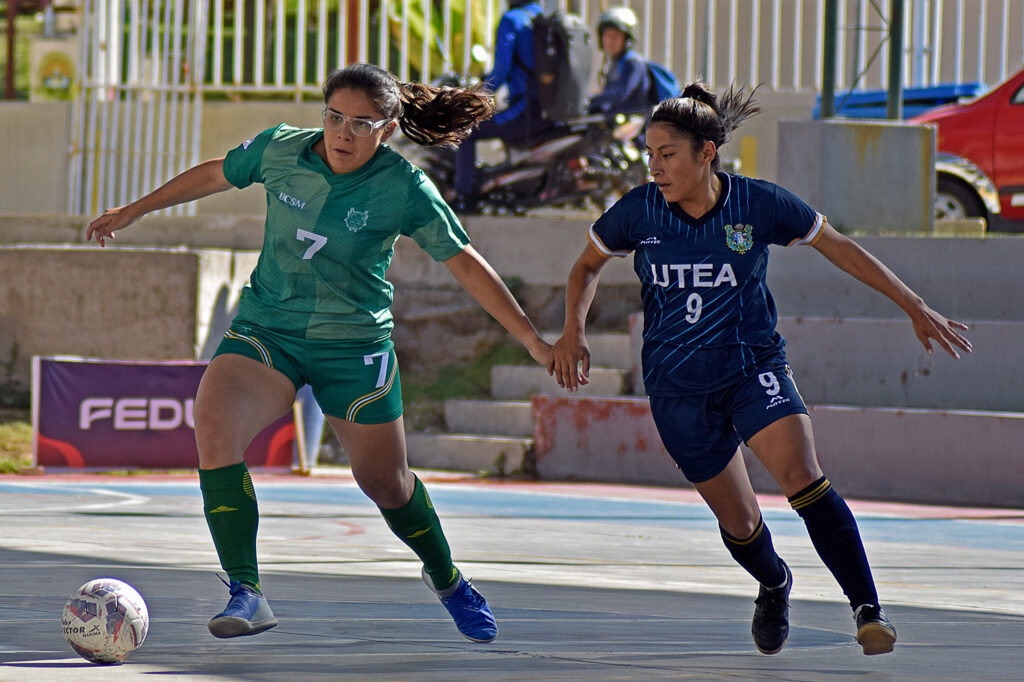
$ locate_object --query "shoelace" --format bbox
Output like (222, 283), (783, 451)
(755, 587), (787, 612)
(444, 581), (485, 611)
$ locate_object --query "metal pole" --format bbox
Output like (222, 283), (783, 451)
(820, 0), (838, 118)
(886, 0), (905, 119)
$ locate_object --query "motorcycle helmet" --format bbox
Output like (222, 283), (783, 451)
(597, 6), (638, 45)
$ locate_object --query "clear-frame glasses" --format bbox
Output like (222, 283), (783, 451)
(322, 108), (391, 137)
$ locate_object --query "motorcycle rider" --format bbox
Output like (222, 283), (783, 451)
(453, 0), (552, 213)
(589, 7), (650, 115)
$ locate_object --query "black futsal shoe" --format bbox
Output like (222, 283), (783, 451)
(751, 560), (792, 654)
(854, 603), (897, 655)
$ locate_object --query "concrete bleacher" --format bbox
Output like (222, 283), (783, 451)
(2, 215), (1021, 505)
(532, 234), (1024, 508)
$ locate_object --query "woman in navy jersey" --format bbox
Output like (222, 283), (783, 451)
(551, 82), (972, 656)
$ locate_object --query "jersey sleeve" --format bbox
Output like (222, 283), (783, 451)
(401, 169), (470, 262)
(221, 125), (280, 189)
(588, 197), (635, 257)
(766, 184), (826, 247)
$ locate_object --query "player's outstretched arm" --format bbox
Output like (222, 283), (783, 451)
(443, 245), (553, 367)
(811, 222), (973, 359)
(552, 244), (612, 391)
(86, 158), (234, 247)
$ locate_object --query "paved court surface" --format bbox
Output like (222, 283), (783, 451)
(1, 469), (1023, 681)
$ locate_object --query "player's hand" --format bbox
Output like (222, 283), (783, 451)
(527, 339), (554, 369)
(86, 205), (139, 247)
(909, 305), (972, 359)
(551, 331), (590, 391)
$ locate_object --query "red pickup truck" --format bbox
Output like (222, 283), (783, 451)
(910, 67), (1024, 227)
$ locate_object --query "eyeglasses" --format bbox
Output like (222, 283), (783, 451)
(322, 108), (392, 137)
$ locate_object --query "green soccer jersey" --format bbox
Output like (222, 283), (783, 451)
(222, 124), (469, 341)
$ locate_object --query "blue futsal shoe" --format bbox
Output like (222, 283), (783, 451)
(421, 567), (497, 643)
(208, 577), (279, 639)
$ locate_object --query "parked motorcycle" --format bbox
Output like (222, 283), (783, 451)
(396, 110), (650, 215)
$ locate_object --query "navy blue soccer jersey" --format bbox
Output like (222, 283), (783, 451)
(590, 173), (825, 395)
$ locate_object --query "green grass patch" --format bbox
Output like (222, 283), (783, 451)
(0, 409), (32, 473)
(402, 337), (532, 403)
(400, 338), (533, 431)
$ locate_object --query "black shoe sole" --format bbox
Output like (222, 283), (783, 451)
(208, 616), (279, 639)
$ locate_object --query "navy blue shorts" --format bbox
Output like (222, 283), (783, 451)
(649, 362), (808, 483)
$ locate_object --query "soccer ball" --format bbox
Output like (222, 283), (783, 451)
(62, 578), (149, 665)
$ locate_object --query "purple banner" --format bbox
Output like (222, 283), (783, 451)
(33, 357), (295, 469)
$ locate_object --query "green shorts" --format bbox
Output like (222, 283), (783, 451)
(213, 320), (403, 424)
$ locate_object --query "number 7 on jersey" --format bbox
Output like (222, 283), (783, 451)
(296, 228), (327, 259)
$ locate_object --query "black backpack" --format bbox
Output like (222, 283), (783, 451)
(530, 10), (593, 121)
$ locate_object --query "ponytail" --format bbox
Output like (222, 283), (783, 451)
(649, 81), (761, 171)
(396, 82), (495, 147)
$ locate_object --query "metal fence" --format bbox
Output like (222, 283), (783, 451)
(194, 0), (1024, 95)
(69, 0), (1024, 215)
(69, 0), (207, 215)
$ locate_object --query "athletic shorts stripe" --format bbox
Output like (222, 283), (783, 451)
(790, 478), (833, 510)
(224, 329), (273, 367)
(345, 358), (398, 421)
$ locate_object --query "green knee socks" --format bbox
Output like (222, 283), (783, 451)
(379, 476), (458, 592)
(199, 462), (261, 589)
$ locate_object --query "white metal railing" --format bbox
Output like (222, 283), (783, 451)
(69, 0), (207, 216)
(70, 0), (1023, 215)
(191, 0), (1024, 97)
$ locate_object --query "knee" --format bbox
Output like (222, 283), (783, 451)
(776, 463), (824, 497)
(356, 470), (414, 508)
(194, 421), (243, 470)
(719, 513), (762, 540)
(715, 499), (763, 539)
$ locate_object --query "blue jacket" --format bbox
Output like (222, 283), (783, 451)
(484, 2), (542, 125)
(590, 48), (650, 114)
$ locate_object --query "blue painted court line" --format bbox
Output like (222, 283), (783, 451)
(3, 480), (1024, 552)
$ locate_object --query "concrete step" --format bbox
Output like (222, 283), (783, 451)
(531, 393), (1024, 507)
(405, 432), (531, 476)
(490, 365), (630, 400)
(541, 331), (632, 368)
(444, 399), (533, 437)
(625, 315), (1024, 412)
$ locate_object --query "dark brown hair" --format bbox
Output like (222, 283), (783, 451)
(649, 81), (761, 171)
(323, 63), (495, 147)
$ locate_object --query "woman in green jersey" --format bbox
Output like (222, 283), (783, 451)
(86, 62), (552, 644)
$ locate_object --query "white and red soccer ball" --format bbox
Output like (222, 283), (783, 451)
(62, 578), (149, 664)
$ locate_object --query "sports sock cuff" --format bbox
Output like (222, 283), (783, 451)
(788, 476), (831, 510)
(379, 474), (428, 522)
(720, 517), (765, 545)
(199, 461), (250, 491)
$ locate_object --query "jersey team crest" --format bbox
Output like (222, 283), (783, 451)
(346, 207), (369, 232)
(725, 224), (754, 254)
